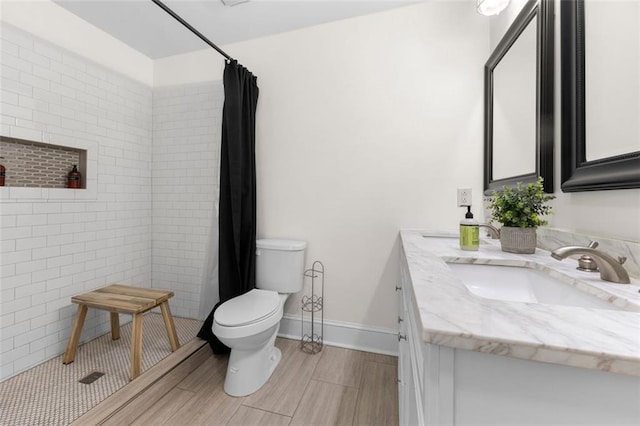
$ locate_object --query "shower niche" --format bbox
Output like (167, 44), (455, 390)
(0, 136), (87, 189)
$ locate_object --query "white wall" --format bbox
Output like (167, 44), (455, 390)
(490, 0), (640, 242)
(214, 2), (489, 329)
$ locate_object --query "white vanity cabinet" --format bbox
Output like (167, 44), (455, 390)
(398, 249), (453, 426)
(398, 242), (640, 426)
(397, 271), (421, 426)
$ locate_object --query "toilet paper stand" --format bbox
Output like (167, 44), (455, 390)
(301, 260), (324, 354)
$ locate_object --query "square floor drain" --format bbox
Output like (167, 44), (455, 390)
(79, 371), (105, 384)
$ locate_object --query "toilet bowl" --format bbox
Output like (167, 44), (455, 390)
(212, 239), (306, 397)
(213, 289), (287, 396)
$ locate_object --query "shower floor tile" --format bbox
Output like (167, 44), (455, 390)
(0, 313), (202, 426)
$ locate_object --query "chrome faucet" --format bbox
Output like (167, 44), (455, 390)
(479, 224), (500, 239)
(550, 243), (630, 284)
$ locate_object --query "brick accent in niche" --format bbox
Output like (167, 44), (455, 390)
(0, 137), (83, 188)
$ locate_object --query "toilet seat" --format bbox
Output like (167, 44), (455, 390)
(213, 289), (285, 340)
(215, 289), (280, 327)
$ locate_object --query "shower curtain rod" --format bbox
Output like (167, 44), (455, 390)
(151, 0), (234, 61)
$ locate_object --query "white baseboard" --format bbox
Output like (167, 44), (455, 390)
(277, 314), (399, 356)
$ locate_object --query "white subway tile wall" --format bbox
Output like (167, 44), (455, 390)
(0, 24), (153, 380)
(152, 82), (223, 319)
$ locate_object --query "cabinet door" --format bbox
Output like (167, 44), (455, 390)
(401, 342), (420, 426)
(404, 314), (423, 426)
(399, 251), (426, 426)
(398, 278), (423, 424)
(397, 282), (408, 425)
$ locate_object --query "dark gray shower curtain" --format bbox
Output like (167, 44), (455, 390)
(198, 60), (259, 354)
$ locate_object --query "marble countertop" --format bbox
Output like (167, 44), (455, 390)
(400, 230), (640, 376)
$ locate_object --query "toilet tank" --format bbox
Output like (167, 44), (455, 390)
(256, 239), (306, 293)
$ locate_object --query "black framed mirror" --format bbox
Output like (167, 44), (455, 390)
(561, 0), (640, 192)
(484, 0), (554, 194)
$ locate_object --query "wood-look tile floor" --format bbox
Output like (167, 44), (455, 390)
(113, 338), (398, 426)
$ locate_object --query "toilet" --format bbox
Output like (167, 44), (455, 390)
(213, 239), (306, 397)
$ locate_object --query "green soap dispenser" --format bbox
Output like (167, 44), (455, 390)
(459, 206), (479, 251)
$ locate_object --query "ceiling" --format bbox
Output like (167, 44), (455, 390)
(53, 0), (419, 59)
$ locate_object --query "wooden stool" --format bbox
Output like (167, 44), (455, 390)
(63, 284), (180, 380)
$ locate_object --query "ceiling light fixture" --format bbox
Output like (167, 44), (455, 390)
(477, 0), (510, 16)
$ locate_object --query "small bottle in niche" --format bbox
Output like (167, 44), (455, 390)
(0, 157), (5, 187)
(67, 164), (81, 189)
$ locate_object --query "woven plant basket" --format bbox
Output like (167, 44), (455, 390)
(500, 226), (537, 254)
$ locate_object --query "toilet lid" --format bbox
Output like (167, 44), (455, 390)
(215, 289), (280, 327)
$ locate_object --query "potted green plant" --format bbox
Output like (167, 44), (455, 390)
(489, 178), (555, 254)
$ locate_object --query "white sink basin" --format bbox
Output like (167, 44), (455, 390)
(447, 263), (621, 311)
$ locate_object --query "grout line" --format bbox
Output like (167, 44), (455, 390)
(350, 359), (371, 425)
(232, 406), (293, 423)
(311, 376), (361, 389)
(349, 384), (362, 426)
(223, 398), (244, 425)
(288, 376), (315, 422)
(290, 340), (327, 420)
(288, 339), (316, 421)
(307, 341), (325, 381)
